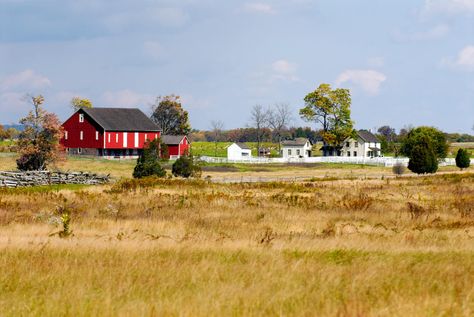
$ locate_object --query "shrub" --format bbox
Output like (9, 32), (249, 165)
(172, 155), (202, 178)
(133, 139), (166, 179)
(407, 142), (438, 174)
(455, 148), (470, 170)
(392, 163), (406, 176)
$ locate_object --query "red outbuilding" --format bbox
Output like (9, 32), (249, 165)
(161, 135), (191, 159)
(61, 107), (164, 159)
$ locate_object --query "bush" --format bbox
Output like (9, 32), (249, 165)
(392, 163), (406, 176)
(455, 148), (470, 170)
(133, 139), (166, 179)
(408, 142), (438, 174)
(172, 155), (202, 178)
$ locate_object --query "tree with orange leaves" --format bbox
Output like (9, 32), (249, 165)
(16, 95), (63, 171)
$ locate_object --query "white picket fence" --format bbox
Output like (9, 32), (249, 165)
(199, 156), (473, 167)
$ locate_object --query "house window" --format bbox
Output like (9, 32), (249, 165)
(79, 114), (84, 123)
(65, 131), (68, 140)
(80, 131), (83, 140)
(346, 142), (350, 147)
(297, 149), (300, 155)
(354, 151), (357, 156)
(288, 149), (292, 155)
(355, 142), (358, 148)
(347, 152), (351, 157)
(95, 131), (99, 140)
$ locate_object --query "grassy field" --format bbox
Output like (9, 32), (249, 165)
(1, 169), (474, 315)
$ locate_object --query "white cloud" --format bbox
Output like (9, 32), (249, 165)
(101, 89), (154, 108)
(1, 69), (51, 91)
(423, 0), (474, 15)
(271, 59), (299, 81)
(243, 3), (276, 14)
(442, 45), (474, 71)
(335, 69), (387, 95)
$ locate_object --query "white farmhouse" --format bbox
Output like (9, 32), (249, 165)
(340, 130), (382, 158)
(227, 142), (252, 160)
(281, 138), (312, 159)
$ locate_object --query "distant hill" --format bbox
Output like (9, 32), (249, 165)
(1, 124), (24, 131)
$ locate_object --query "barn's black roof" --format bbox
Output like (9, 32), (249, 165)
(81, 108), (160, 132)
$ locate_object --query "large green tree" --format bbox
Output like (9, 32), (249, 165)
(16, 95), (63, 171)
(400, 126), (448, 159)
(299, 83), (354, 146)
(150, 95), (190, 135)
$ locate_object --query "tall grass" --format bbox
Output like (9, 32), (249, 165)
(0, 173), (473, 315)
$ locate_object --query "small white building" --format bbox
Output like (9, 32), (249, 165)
(281, 138), (312, 159)
(321, 130), (381, 158)
(227, 142), (252, 160)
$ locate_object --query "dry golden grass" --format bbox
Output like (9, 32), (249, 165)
(1, 173), (474, 316)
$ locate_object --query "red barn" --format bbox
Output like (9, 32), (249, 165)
(161, 135), (190, 159)
(61, 108), (161, 158)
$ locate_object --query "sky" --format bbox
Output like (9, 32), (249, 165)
(0, 0), (473, 133)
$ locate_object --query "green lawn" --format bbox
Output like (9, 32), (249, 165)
(190, 141), (324, 157)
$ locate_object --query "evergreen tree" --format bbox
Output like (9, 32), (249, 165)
(172, 155), (201, 178)
(407, 141), (438, 174)
(455, 148), (470, 170)
(133, 139), (166, 178)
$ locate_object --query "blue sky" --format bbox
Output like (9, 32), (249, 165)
(0, 0), (473, 133)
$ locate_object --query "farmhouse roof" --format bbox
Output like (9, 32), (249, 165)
(281, 138), (310, 147)
(161, 135), (186, 145)
(357, 130), (379, 143)
(235, 142), (250, 150)
(81, 107), (160, 132)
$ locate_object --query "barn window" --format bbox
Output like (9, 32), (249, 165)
(65, 131), (68, 140)
(95, 131), (99, 140)
(80, 131), (83, 140)
(145, 134), (148, 141)
(79, 114), (84, 123)
(78, 148), (82, 154)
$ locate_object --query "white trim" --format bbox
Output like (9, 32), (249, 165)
(104, 132), (106, 149)
(65, 131), (68, 140)
(80, 131), (83, 140)
(134, 132), (139, 147)
(123, 132), (128, 147)
(115, 133), (118, 143)
(95, 131), (99, 140)
(79, 114), (84, 123)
